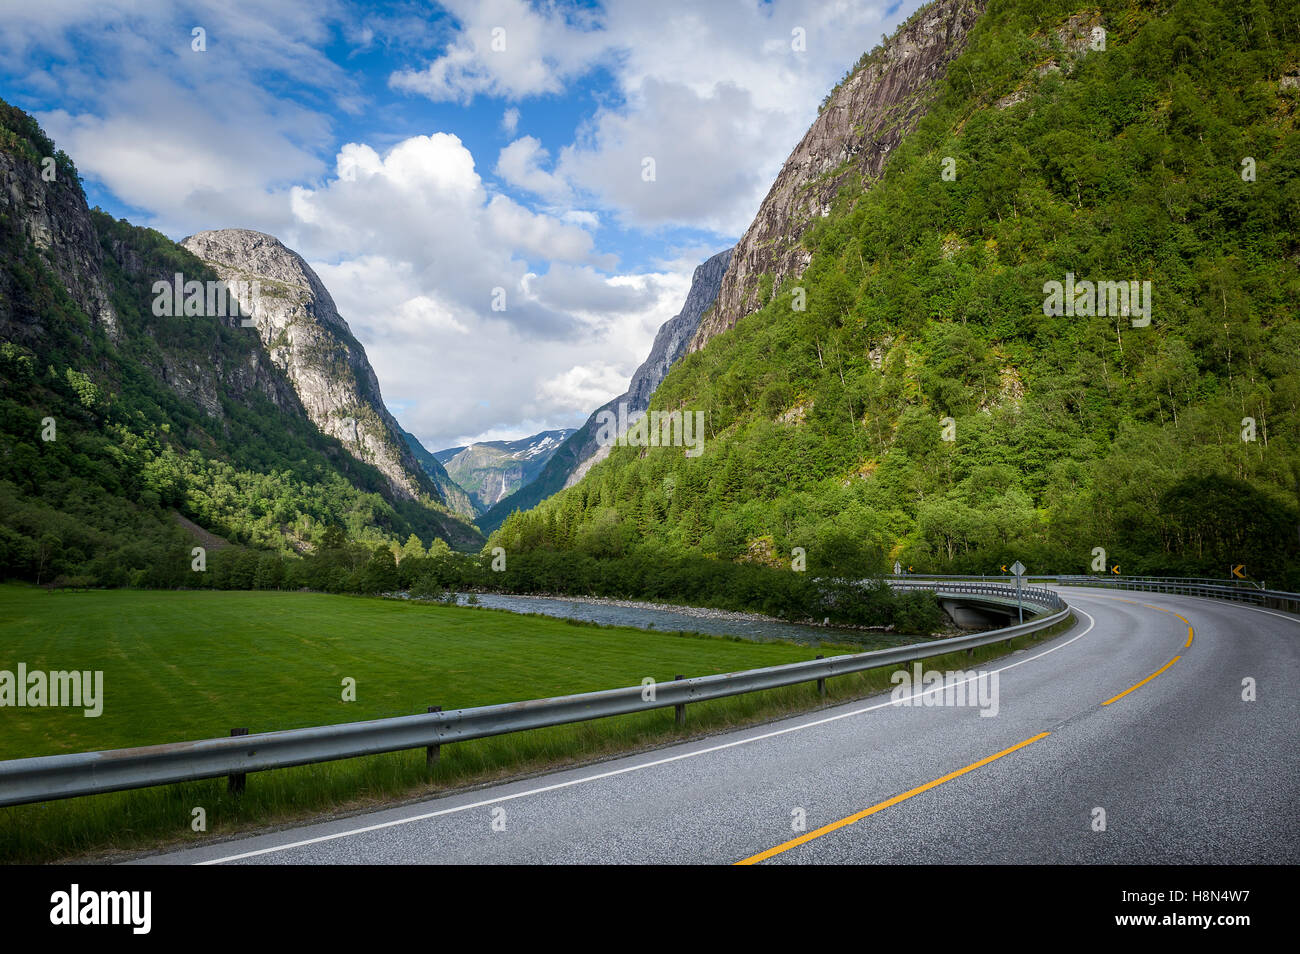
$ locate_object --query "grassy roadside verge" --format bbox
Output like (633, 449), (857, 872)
(0, 584), (1071, 862)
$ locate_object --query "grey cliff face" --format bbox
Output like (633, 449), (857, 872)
(0, 151), (120, 341)
(691, 0), (986, 352)
(180, 228), (436, 504)
(624, 248), (734, 411)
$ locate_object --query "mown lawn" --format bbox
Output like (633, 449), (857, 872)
(0, 584), (849, 862)
(0, 584), (825, 760)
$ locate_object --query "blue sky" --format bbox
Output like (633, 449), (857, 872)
(0, 0), (922, 451)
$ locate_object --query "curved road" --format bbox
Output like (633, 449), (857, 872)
(136, 587), (1300, 864)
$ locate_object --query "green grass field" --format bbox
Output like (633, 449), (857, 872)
(0, 585), (826, 759)
(0, 585), (1068, 862)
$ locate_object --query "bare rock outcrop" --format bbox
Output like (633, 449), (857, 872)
(690, 0), (986, 352)
(181, 228), (437, 504)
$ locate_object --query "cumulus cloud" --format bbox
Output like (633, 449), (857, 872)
(289, 134), (695, 448)
(391, 0), (915, 233)
(539, 363), (634, 413)
(495, 135), (570, 202)
(557, 79), (772, 233)
(388, 0), (605, 103)
(288, 133), (602, 346)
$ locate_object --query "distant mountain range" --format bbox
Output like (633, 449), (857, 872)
(395, 425), (480, 520)
(424, 429), (576, 515)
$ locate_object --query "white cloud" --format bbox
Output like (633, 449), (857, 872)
(501, 106), (521, 134)
(387, 0), (605, 103)
(557, 79), (772, 233)
(495, 135), (570, 202)
(485, 193), (593, 263)
(539, 363), (634, 413)
(291, 134), (696, 448)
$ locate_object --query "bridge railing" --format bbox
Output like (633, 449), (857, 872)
(887, 579), (1064, 612)
(0, 583), (1071, 808)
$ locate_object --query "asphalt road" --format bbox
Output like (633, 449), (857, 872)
(136, 587), (1300, 865)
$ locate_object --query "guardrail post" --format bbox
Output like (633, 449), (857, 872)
(815, 655), (826, 698)
(228, 728), (248, 795)
(426, 706), (442, 766)
(674, 675), (686, 727)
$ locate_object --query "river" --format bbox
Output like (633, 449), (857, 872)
(437, 592), (928, 650)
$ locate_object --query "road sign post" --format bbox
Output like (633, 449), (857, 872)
(1009, 561), (1026, 624)
(228, 727), (248, 795)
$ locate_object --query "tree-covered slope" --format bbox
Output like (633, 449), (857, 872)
(493, 0), (1300, 588)
(0, 98), (480, 587)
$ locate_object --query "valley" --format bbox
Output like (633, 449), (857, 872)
(0, 0), (1297, 879)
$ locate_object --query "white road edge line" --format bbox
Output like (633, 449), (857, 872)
(1068, 586), (1300, 625)
(189, 606), (1099, 865)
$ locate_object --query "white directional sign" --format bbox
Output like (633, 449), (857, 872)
(1009, 560), (1026, 578)
(893, 561), (902, 576)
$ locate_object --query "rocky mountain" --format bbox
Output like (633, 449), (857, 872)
(433, 429), (575, 514)
(691, 0), (985, 352)
(478, 247), (733, 533)
(0, 140), (120, 345)
(0, 98), (480, 589)
(180, 229), (437, 503)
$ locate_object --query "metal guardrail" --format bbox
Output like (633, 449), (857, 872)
(888, 579), (1065, 611)
(1052, 576), (1300, 613)
(1079, 574), (1265, 591)
(899, 573), (1297, 612)
(0, 583), (1070, 808)
(895, 572), (1264, 590)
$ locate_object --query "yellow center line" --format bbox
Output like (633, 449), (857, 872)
(735, 596), (1195, 864)
(1138, 603), (1195, 647)
(734, 731), (1051, 865)
(1101, 655), (1181, 706)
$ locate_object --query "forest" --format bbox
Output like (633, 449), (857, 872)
(491, 0), (1300, 590)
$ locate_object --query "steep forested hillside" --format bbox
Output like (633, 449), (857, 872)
(0, 99), (479, 588)
(494, 0), (1300, 588)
